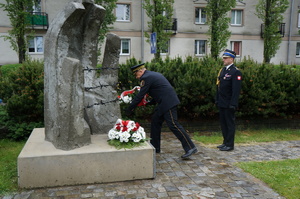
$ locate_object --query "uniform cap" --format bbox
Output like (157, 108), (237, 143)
(131, 63), (145, 73)
(222, 49), (236, 58)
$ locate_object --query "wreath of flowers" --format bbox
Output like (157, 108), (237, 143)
(118, 86), (149, 106)
(108, 119), (147, 149)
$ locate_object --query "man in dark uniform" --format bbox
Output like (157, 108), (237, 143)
(126, 63), (197, 159)
(216, 49), (242, 151)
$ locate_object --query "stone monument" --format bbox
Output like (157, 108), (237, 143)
(44, 0), (121, 150)
(17, 0), (155, 188)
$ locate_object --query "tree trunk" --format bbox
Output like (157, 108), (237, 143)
(263, 0), (271, 63)
(153, 0), (161, 61)
(211, 7), (219, 60)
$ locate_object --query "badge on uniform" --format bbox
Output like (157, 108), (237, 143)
(237, 76), (242, 80)
(140, 80), (145, 87)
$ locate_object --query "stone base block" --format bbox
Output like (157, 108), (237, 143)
(18, 128), (156, 188)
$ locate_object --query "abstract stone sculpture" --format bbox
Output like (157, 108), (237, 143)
(44, 0), (121, 150)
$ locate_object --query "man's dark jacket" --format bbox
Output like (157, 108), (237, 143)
(216, 64), (242, 108)
(128, 70), (180, 115)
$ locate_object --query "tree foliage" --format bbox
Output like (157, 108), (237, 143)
(205, 0), (236, 60)
(94, 0), (117, 51)
(0, 0), (35, 63)
(255, 0), (289, 63)
(143, 0), (174, 61)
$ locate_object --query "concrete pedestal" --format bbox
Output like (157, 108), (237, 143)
(18, 128), (156, 188)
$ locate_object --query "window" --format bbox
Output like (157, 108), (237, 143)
(116, 4), (130, 22)
(230, 41), (241, 57)
(28, 36), (43, 53)
(26, 0), (41, 12)
(33, 0), (41, 12)
(195, 8), (206, 24)
(296, 42), (300, 57)
(231, 10), (242, 26)
(160, 40), (169, 55)
(195, 40), (206, 55)
(120, 39), (130, 55)
(298, 13), (300, 28)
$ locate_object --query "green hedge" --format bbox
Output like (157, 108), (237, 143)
(118, 57), (300, 119)
(0, 57), (299, 140)
(0, 60), (44, 140)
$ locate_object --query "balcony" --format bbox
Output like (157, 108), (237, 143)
(164, 18), (177, 34)
(26, 12), (49, 30)
(261, 23), (285, 38)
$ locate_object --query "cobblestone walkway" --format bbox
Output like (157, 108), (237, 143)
(2, 132), (300, 199)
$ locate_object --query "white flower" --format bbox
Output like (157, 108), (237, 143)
(122, 95), (132, 103)
(137, 127), (146, 139)
(119, 131), (131, 143)
(131, 132), (142, 142)
(108, 119), (147, 148)
(127, 120), (136, 131)
(108, 129), (119, 140)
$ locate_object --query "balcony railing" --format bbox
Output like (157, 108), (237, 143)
(260, 23), (285, 38)
(26, 12), (49, 30)
(164, 18), (177, 34)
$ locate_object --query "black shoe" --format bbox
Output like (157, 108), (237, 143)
(156, 149), (160, 153)
(181, 147), (198, 159)
(219, 146), (234, 151)
(217, 144), (225, 148)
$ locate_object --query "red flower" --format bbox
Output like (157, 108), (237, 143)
(132, 122), (140, 132)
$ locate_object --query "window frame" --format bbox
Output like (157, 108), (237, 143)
(28, 36), (44, 54)
(231, 9), (243, 26)
(116, 3), (131, 22)
(160, 40), (170, 55)
(296, 42), (300, 57)
(194, 40), (207, 56)
(120, 38), (131, 56)
(298, 13), (300, 28)
(33, 0), (42, 13)
(195, 7), (207, 25)
(230, 41), (242, 57)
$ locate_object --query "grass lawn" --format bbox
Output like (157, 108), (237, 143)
(0, 139), (25, 196)
(236, 159), (300, 199)
(193, 128), (300, 145)
(193, 128), (300, 199)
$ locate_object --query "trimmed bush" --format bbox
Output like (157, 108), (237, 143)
(118, 57), (300, 119)
(1, 56), (299, 140)
(0, 64), (22, 101)
(0, 59), (44, 140)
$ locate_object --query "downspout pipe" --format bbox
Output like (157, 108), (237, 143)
(141, 0), (144, 62)
(287, 0), (294, 65)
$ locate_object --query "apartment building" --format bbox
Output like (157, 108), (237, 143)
(0, 0), (300, 65)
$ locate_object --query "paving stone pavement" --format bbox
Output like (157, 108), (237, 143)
(2, 132), (300, 199)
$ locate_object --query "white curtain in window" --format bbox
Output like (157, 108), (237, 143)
(116, 4), (130, 21)
(36, 36), (43, 52)
(231, 10), (242, 25)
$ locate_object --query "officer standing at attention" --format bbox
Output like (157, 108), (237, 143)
(126, 63), (198, 159)
(216, 49), (242, 151)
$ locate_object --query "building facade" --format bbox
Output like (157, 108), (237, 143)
(0, 0), (300, 65)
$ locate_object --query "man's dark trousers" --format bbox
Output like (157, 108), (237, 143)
(150, 106), (195, 153)
(219, 107), (235, 148)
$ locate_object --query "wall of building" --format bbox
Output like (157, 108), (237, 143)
(0, 0), (299, 65)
